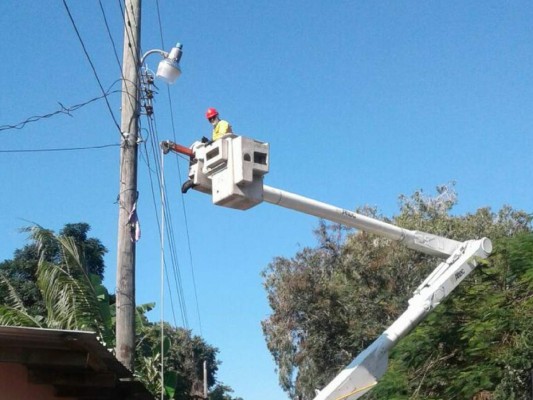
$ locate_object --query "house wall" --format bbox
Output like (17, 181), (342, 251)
(0, 363), (75, 400)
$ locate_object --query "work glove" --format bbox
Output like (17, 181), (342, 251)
(160, 141), (171, 154)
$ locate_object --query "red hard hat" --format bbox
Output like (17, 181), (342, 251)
(205, 107), (219, 119)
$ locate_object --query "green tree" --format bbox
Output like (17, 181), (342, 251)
(60, 223), (107, 278)
(0, 225), (113, 344)
(262, 184), (532, 399)
(368, 232), (533, 400)
(0, 222), (107, 316)
(209, 384), (244, 400)
(135, 320), (218, 399)
(0, 223), (243, 400)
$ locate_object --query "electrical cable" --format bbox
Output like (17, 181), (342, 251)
(154, 0), (204, 335)
(61, 0), (123, 137)
(134, 19), (200, 332)
(141, 112), (189, 328)
(118, 0), (142, 71)
(141, 131), (180, 328)
(0, 143), (120, 153)
(146, 115), (189, 328)
(98, 0), (123, 76)
(159, 146), (166, 400)
(113, 0), (143, 123)
(155, 0), (166, 48)
(0, 88), (122, 132)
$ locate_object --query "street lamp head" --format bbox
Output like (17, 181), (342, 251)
(156, 43), (183, 84)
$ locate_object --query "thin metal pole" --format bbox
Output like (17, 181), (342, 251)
(160, 149), (166, 400)
(203, 360), (208, 399)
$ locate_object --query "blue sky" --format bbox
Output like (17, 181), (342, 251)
(1, 1), (532, 399)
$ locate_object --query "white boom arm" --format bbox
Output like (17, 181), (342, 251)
(312, 237), (491, 400)
(162, 136), (493, 400)
(262, 186), (461, 258)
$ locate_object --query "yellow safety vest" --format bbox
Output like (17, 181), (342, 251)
(212, 120), (233, 141)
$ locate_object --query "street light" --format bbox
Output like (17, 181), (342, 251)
(140, 42), (183, 84)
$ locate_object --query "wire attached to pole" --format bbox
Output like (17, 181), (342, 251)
(159, 146), (166, 400)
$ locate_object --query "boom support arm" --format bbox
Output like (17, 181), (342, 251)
(313, 237), (492, 400)
(262, 186), (461, 258)
(161, 135), (493, 400)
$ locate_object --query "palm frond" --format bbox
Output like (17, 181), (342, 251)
(22, 225), (57, 261)
(0, 304), (43, 327)
(32, 230), (104, 334)
(10, 225), (114, 347)
(0, 272), (30, 313)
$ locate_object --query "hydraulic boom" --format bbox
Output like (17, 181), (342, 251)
(161, 136), (492, 400)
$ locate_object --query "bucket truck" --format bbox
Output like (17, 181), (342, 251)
(161, 135), (492, 400)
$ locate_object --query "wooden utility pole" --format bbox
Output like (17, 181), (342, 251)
(116, 0), (141, 371)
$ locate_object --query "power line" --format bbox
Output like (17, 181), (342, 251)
(140, 131), (181, 328)
(0, 88), (121, 132)
(149, 116), (190, 329)
(99, 0), (138, 118)
(137, 51), (198, 332)
(118, 0), (142, 68)
(0, 143), (120, 153)
(99, 0), (123, 75)
(61, 0), (123, 136)
(155, 0), (166, 48)
(140, 111), (190, 328)
(153, 0), (204, 335)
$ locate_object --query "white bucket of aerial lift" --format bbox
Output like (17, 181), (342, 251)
(190, 135), (270, 210)
(174, 133), (493, 399)
(187, 141), (212, 194)
(202, 136), (231, 174)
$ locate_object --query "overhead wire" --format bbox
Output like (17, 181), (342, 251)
(118, 0), (142, 71)
(0, 143), (120, 153)
(0, 87), (122, 132)
(63, 0), (188, 327)
(154, 0), (204, 336)
(111, 2), (191, 329)
(115, 0), (144, 129)
(97, 0), (201, 335)
(159, 146), (166, 400)
(98, 0), (123, 76)
(138, 124), (197, 330)
(61, 0), (123, 137)
(137, 76), (182, 328)
(140, 157), (180, 328)
(145, 113), (190, 328)
(140, 122), (182, 328)
(57, 0), (194, 332)
(138, 70), (189, 328)
(99, 0), (139, 121)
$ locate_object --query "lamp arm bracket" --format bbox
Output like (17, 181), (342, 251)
(139, 49), (167, 66)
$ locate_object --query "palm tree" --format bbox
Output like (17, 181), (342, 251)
(0, 225), (113, 346)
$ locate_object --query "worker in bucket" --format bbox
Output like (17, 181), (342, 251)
(205, 107), (233, 141)
(181, 107), (233, 194)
